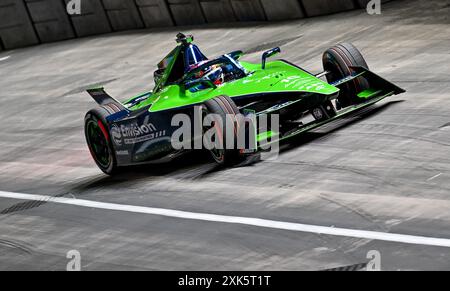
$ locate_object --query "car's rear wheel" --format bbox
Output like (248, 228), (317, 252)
(84, 107), (119, 175)
(323, 43), (370, 109)
(203, 95), (242, 165)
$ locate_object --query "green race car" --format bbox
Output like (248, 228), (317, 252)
(85, 33), (405, 175)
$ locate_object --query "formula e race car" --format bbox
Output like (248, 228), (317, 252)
(84, 33), (405, 175)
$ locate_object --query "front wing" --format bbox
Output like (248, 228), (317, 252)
(257, 66), (406, 148)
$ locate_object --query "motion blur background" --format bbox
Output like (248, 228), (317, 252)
(0, 0), (395, 51)
(3, 0), (450, 271)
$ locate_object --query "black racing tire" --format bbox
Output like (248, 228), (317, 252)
(84, 107), (119, 175)
(203, 95), (242, 166)
(323, 43), (370, 108)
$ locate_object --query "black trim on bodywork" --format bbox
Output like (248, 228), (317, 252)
(87, 88), (129, 112)
(349, 66), (406, 95)
(279, 59), (316, 76)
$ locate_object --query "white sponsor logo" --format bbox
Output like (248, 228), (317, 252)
(121, 122), (157, 139)
(111, 124), (122, 146)
(112, 120), (166, 146)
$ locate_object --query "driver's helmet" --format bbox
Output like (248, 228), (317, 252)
(188, 60), (209, 76)
(205, 65), (224, 86)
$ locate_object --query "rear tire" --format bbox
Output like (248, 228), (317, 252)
(323, 43), (370, 108)
(203, 95), (242, 166)
(84, 107), (119, 175)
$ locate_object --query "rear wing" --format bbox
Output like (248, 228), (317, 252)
(86, 87), (129, 112)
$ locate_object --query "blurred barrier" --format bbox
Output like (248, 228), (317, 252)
(301, 0), (355, 17)
(0, 0), (398, 51)
(0, 0), (38, 49)
(357, 0), (393, 9)
(63, 0), (111, 37)
(167, 0), (205, 25)
(102, 0), (144, 31)
(135, 0), (174, 27)
(24, 0), (74, 42)
(260, 0), (304, 21)
(199, 0), (236, 23)
(230, 0), (266, 21)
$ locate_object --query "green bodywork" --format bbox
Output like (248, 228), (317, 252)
(357, 88), (382, 99)
(117, 40), (404, 131)
(125, 60), (339, 113)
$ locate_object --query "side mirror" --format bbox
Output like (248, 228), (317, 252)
(228, 50), (244, 61)
(154, 69), (165, 85)
(262, 47), (281, 69)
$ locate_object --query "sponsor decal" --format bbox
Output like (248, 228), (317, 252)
(280, 75), (326, 91)
(121, 122), (156, 138)
(115, 150), (129, 156)
(111, 120), (167, 146)
(111, 124), (122, 146)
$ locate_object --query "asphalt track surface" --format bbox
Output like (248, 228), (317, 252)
(1, 0), (450, 271)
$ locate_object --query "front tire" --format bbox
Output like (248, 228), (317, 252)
(323, 43), (370, 108)
(203, 95), (242, 166)
(84, 107), (119, 175)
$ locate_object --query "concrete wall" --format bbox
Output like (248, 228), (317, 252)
(102, 0), (144, 31)
(260, 0), (304, 21)
(357, 0), (393, 9)
(0, 0), (399, 51)
(301, 0), (355, 17)
(63, 0), (111, 37)
(167, 0), (205, 25)
(230, 0), (266, 21)
(135, 0), (174, 27)
(0, 0), (38, 49)
(199, 0), (236, 23)
(24, 0), (74, 42)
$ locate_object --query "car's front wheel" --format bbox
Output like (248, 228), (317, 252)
(202, 95), (242, 166)
(323, 43), (370, 109)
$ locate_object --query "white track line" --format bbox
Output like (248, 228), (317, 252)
(0, 56), (10, 62)
(1, 190), (450, 248)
